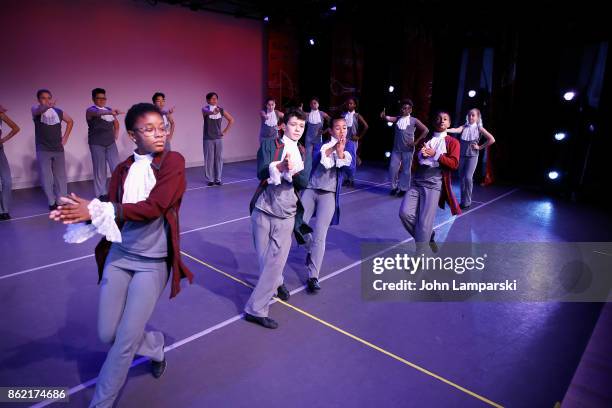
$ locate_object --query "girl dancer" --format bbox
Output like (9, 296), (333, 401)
(447, 108), (495, 209)
(50, 103), (193, 408)
(304, 97), (331, 157)
(301, 116), (355, 292)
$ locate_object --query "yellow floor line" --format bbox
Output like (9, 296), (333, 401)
(181, 250), (504, 408)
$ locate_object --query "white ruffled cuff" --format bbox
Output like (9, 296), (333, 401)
(89, 199), (122, 242)
(319, 141), (337, 169)
(267, 161), (283, 185)
(335, 151), (352, 168)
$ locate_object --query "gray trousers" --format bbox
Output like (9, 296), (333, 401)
(459, 154), (478, 207)
(389, 150), (414, 191)
(301, 189), (336, 279)
(203, 139), (223, 183)
(90, 248), (168, 408)
(36, 150), (67, 206)
(0, 148), (11, 213)
(244, 209), (294, 317)
(89, 143), (119, 198)
(399, 185), (441, 250)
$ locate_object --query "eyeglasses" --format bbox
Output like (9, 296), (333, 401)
(133, 126), (167, 137)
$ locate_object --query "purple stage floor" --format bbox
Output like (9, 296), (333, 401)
(1, 160), (610, 407)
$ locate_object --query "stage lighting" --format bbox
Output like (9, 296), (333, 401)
(388, 85), (395, 93)
(554, 132), (566, 141)
(563, 91), (576, 101)
(309, 38), (315, 46)
(588, 124), (595, 132)
(548, 171), (560, 180)
(263, 16), (269, 22)
(385, 152), (391, 158)
(468, 90), (476, 98)
(387, 122), (393, 127)
(330, 5), (337, 11)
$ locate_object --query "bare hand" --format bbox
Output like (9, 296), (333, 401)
(53, 193), (92, 224)
(471, 143), (480, 151)
(168, 106), (175, 114)
(113, 109), (125, 116)
(0, 104), (7, 113)
(421, 147), (436, 157)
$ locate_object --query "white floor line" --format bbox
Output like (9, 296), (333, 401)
(32, 187), (519, 406)
(2, 179), (390, 280)
(3, 176), (259, 223)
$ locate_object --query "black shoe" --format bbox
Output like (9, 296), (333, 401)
(389, 188), (399, 196)
(429, 231), (439, 253)
(49, 203), (58, 211)
(276, 284), (290, 301)
(0, 213), (10, 220)
(207, 182), (214, 186)
(460, 204), (471, 210)
(151, 358), (167, 379)
(397, 190), (406, 198)
(306, 278), (321, 293)
(214, 181), (222, 186)
(245, 313), (279, 329)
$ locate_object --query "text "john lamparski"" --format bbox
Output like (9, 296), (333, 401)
(373, 279), (518, 292)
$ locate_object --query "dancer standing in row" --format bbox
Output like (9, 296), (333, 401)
(50, 103), (193, 408)
(0, 104), (21, 220)
(343, 97), (368, 187)
(381, 99), (429, 197)
(86, 88), (123, 199)
(32, 89), (74, 210)
(202, 92), (234, 186)
(152, 92), (175, 151)
(304, 97), (331, 157)
(447, 108), (495, 209)
(259, 97), (284, 143)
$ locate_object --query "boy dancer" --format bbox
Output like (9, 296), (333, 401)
(86, 88), (123, 198)
(152, 92), (175, 150)
(398, 111), (461, 253)
(245, 109), (312, 329)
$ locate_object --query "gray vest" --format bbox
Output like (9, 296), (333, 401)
(117, 217), (169, 258)
(393, 117), (416, 152)
(414, 165), (443, 191)
(87, 106), (115, 146)
(305, 112), (324, 145)
(255, 180), (298, 218)
(34, 108), (64, 152)
(204, 108), (224, 140)
(308, 159), (338, 193)
(345, 112), (359, 140)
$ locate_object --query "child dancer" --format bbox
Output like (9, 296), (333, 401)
(301, 116), (355, 292)
(50, 103), (193, 408)
(398, 111), (461, 253)
(32, 89), (74, 210)
(380, 99), (428, 197)
(304, 97), (331, 157)
(152, 92), (175, 150)
(447, 108), (495, 209)
(0, 104), (21, 220)
(245, 109), (312, 329)
(343, 97), (368, 187)
(202, 92), (234, 186)
(86, 88), (123, 199)
(259, 97), (284, 142)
